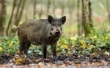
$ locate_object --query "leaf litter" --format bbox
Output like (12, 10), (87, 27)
(0, 53), (110, 68)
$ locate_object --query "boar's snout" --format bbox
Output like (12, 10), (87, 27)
(50, 28), (62, 36)
(55, 32), (60, 35)
(55, 29), (60, 35)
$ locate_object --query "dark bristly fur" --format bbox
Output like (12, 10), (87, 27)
(17, 15), (66, 60)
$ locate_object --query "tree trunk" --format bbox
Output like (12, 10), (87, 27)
(88, 0), (93, 27)
(33, 0), (37, 19)
(25, 5), (28, 20)
(15, 0), (26, 26)
(82, 0), (89, 36)
(61, 0), (64, 16)
(77, 0), (81, 36)
(47, 0), (50, 15)
(107, 0), (110, 23)
(14, 0), (22, 26)
(39, 5), (42, 19)
(0, 0), (6, 36)
(6, 0), (17, 35)
(53, 0), (56, 17)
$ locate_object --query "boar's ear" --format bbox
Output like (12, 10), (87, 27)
(61, 16), (66, 24)
(48, 15), (53, 24)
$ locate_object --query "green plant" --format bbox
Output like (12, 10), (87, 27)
(0, 36), (19, 55)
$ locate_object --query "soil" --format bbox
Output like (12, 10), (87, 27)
(0, 54), (110, 68)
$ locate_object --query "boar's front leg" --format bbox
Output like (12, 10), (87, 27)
(51, 43), (57, 61)
(42, 43), (47, 61)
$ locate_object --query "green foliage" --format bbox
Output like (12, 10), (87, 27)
(28, 45), (42, 55)
(0, 27), (110, 56)
(0, 36), (19, 55)
(73, 28), (110, 56)
(57, 36), (73, 55)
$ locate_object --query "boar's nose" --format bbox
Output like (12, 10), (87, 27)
(55, 29), (60, 35)
(55, 31), (60, 35)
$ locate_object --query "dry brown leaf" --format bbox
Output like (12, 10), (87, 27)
(75, 63), (81, 67)
(38, 62), (44, 66)
(96, 62), (103, 66)
(47, 63), (52, 68)
(15, 58), (25, 65)
(107, 62), (110, 66)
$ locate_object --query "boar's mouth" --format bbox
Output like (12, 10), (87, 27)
(50, 32), (61, 37)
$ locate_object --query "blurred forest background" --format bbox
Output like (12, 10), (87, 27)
(0, 0), (110, 37)
(1, 0), (110, 66)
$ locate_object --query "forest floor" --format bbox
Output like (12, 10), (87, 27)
(0, 54), (110, 68)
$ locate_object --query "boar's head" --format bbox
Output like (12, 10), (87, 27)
(48, 15), (66, 36)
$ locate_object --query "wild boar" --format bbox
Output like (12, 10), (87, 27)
(17, 15), (66, 61)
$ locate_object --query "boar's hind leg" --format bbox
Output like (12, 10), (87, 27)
(24, 42), (31, 54)
(19, 40), (25, 55)
(19, 39), (31, 55)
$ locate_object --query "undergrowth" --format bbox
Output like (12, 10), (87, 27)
(0, 28), (110, 56)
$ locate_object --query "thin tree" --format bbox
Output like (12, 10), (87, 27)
(25, 4), (28, 20)
(0, 0), (6, 36)
(6, 0), (17, 35)
(15, 0), (26, 26)
(53, 0), (56, 17)
(33, 0), (37, 19)
(47, 0), (51, 15)
(77, 0), (81, 36)
(6, 0), (26, 35)
(107, 0), (110, 23)
(88, 0), (93, 27)
(61, 0), (64, 16)
(82, 0), (89, 36)
(39, 5), (42, 19)
(14, 0), (22, 26)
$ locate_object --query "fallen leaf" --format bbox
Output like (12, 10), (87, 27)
(15, 58), (25, 65)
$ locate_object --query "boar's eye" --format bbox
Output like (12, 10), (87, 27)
(59, 23), (62, 26)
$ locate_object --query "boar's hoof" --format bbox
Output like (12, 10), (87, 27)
(42, 58), (50, 63)
(52, 56), (58, 63)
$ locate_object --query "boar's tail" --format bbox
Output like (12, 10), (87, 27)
(12, 25), (19, 31)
